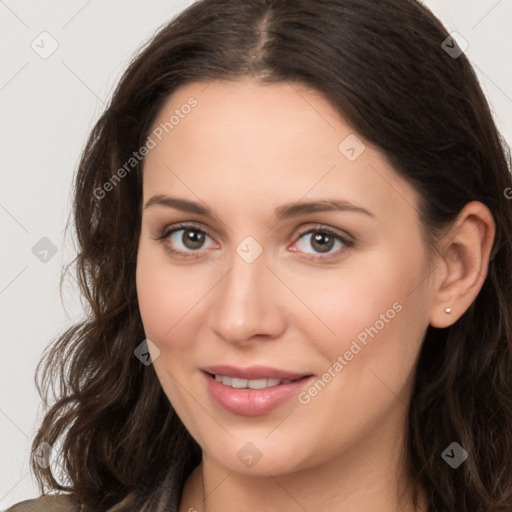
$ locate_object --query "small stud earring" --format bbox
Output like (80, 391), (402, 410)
(444, 307), (452, 314)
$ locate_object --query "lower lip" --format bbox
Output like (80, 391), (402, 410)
(202, 371), (313, 416)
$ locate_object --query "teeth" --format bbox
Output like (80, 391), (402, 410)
(214, 375), (293, 389)
(231, 378), (248, 388)
(249, 378), (273, 389)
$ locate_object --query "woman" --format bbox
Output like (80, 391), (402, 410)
(8, 0), (512, 510)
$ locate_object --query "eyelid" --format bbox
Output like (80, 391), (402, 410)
(156, 221), (214, 240)
(288, 224), (354, 259)
(292, 223), (354, 245)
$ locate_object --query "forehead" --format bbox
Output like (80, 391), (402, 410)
(141, 79), (420, 227)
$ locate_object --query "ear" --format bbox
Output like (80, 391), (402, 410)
(429, 201), (495, 328)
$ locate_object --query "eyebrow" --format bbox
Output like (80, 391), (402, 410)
(143, 195), (375, 219)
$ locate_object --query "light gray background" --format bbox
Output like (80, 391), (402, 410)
(1, 0), (511, 509)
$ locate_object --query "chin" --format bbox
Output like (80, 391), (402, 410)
(199, 430), (321, 477)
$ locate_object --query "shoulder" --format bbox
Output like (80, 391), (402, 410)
(6, 494), (81, 512)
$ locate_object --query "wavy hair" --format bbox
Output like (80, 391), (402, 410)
(31, 0), (512, 510)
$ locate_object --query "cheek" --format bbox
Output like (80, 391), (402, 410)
(291, 244), (430, 376)
(135, 244), (209, 425)
(135, 242), (210, 348)
(281, 261), (407, 356)
(288, 258), (428, 455)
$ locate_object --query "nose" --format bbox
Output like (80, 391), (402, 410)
(207, 249), (287, 346)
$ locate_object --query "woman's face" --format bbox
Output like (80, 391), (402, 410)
(136, 79), (436, 475)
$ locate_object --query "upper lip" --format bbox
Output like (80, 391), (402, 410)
(202, 365), (311, 381)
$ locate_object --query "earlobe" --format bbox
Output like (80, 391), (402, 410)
(429, 201), (495, 328)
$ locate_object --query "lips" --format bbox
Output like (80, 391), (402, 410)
(201, 365), (314, 416)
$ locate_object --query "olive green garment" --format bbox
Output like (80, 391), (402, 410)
(6, 494), (80, 512)
(6, 458), (186, 511)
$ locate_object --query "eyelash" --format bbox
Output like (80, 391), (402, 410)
(153, 222), (354, 261)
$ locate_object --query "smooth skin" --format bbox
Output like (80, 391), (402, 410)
(136, 79), (495, 512)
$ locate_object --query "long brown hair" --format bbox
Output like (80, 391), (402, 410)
(32, 0), (512, 510)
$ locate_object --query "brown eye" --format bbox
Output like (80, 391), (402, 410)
(294, 227), (351, 257)
(310, 231), (335, 253)
(181, 229), (206, 250)
(163, 226), (215, 253)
